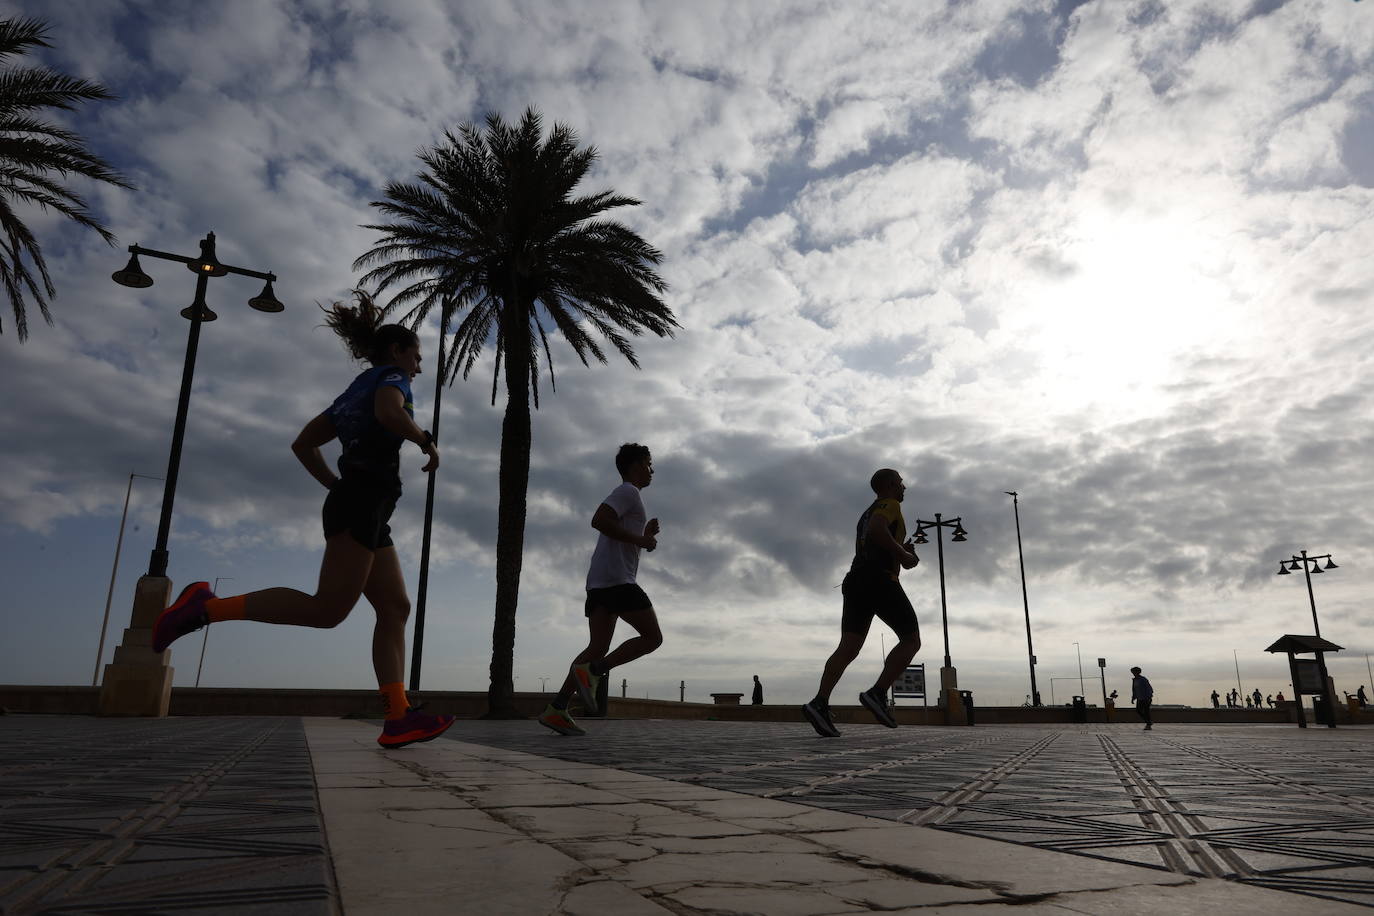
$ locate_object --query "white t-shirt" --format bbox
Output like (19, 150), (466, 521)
(585, 481), (647, 589)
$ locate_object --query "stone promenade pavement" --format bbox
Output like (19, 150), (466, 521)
(4, 715), (1374, 914)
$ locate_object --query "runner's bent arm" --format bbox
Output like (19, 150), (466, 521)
(591, 503), (656, 550)
(374, 386), (439, 472)
(867, 512), (917, 568)
(292, 411), (339, 490)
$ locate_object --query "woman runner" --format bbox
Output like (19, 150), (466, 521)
(152, 291), (454, 748)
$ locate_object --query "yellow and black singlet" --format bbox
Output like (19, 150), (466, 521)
(849, 498), (906, 580)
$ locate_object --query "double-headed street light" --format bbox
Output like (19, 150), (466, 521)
(912, 513), (967, 693)
(1275, 550), (1338, 637)
(112, 232), (283, 577)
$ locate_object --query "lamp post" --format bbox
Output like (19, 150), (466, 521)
(112, 232), (283, 578)
(100, 233), (283, 717)
(911, 512), (967, 696)
(93, 471), (163, 685)
(1275, 549), (1339, 725)
(194, 576), (233, 688)
(1005, 492), (1039, 705)
(1275, 549), (1337, 637)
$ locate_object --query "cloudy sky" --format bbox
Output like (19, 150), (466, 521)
(3, 0), (1373, 709)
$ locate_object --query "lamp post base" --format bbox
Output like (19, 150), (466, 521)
(97, 575), (174, 717)
(939, 665), (958, 692)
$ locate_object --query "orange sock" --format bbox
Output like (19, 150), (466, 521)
(381, 682), (409, 721)
(206, 595), (246, 623)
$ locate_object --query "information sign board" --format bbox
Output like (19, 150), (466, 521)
(892, 664), (926, 698)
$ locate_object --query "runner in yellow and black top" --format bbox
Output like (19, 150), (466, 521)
(803, 468), (922, 737)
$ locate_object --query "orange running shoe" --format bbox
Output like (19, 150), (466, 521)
(152, 581), (214, 652)
(377, 707), (455, 749)
(538, 703), (586, 736)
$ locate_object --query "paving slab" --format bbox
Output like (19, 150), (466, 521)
(0, 716), (336, 915)
(446, 717), (1374, 910)
(309, 718), (1370, 914)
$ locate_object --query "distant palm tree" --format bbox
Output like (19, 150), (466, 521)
(0, 17), (133, 340)
(355, 108), (678, 717)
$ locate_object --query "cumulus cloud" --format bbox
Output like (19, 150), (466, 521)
(3, 0), (1373, 707)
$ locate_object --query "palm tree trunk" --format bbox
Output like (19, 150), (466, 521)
(485, 308), (532, 718)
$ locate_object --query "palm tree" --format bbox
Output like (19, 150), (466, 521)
(0, 17), (133, 340)
(355, 108), (678, 717)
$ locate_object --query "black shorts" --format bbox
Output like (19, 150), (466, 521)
(322, 479), (397, 551)
(585, 583), (653, 617)
(840, 572), (918, 638)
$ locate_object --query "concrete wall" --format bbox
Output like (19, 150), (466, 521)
(0, 684), (1360, 727)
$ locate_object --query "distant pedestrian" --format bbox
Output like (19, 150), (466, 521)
(1359, 686), (1368, 708)
(1252, 688), (1263, 708)
(1210, 690), (1220, 709)
(1266, 694), (1274, 707)
(540, 443), (664, 737)
(1276, 691), (1285, 703)
(1130, 666), (1153, 731)
(1245, 695), (1253, 709)
(752, 675), (764, 705)
(803, 468), (921, 737)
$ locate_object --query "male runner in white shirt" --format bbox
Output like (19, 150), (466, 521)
(540, 443), (662, 735)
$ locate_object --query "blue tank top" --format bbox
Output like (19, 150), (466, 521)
(327, 366), (413, 493)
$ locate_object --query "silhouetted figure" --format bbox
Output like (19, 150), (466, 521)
(752, 675), (763, 705)
(1245, 695), (1253, 709)
(1266, 694), (1274, 707)
(1211, 690), (1220, 709)
(1359, 686), (1368, 708)
(803, 468), (921, 737)
(1276, 691), (1286, 704)
(1131, 666), (1153, 731)
(1252, 688), (1262, 708)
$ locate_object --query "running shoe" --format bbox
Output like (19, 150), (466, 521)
(802, 699), (841, 738)
(538, 704), (586, 737)
(860, 689), (898, 728)
(152, 581), (214, 652)
(572, 663), (602, 713)
(377, 707), (455, 748)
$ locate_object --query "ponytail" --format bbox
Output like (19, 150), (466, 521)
(321, 290), (418, 365)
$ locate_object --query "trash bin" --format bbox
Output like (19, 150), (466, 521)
(959, 690), (974, 726)
(1071, 695), (1087, 723)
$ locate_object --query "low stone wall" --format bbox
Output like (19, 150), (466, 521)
(0, 684), (1365, 727)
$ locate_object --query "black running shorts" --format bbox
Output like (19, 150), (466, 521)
(840, 572), (918, 638)
(585, 583), (653, 617)
(322, 479), (397, 551)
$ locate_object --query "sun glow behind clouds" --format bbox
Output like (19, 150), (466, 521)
(1015, 204), (1244, 418)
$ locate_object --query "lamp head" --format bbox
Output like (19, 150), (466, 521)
(248, 278), (284, 313)
(180, 294), (217, 322)
(187, 231), (228, 277)
(1324, 558), (1338, 570)
(112, 252), (153, 288)
(1288, 559), (1302, 571)
(951, 524), (968, 542)
(1276, 563), (1291, 575)
(1310, 563), (1324, 574)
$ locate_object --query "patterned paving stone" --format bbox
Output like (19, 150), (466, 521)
(0, 717), (337, 916)
(447, 719), (1374, 910)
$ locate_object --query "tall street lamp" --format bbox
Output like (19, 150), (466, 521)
(1275, 549), (1337, 637)
(911, 512), (967, 697)
(93, 471), (163, 686)
(112, 232), (283, 578)
(99, 232), (283, 717)
(1005, 491), (1039, 705)
(195, 576), (233, 688)
(1276, 549), (1339, 725)
(1073, 641), (1085, 698)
